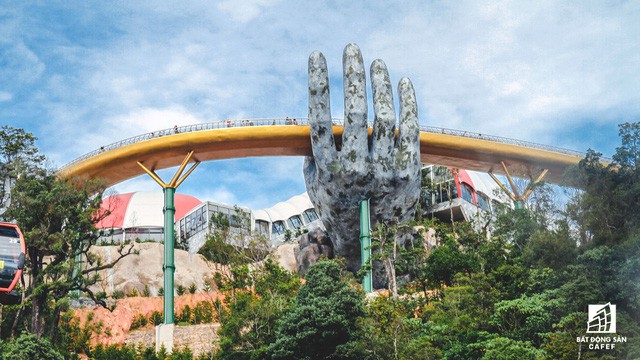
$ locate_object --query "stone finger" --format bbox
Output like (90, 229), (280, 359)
(308, 50), (337, 170)
(397, 77), (421, 174)
(341, 43), (369, 162)
(370, 59), (396, 163)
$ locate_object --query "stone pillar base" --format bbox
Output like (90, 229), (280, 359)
(155, 324), (175, 354)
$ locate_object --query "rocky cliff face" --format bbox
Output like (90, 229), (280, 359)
(294, 227), (334, 274)
(89, 242), (214, 297)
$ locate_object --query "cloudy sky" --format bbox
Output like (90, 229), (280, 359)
(2, 1), (639, 209)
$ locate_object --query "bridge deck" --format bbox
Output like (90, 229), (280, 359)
(59, 118), (588, 186)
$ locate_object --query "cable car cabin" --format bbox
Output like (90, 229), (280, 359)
(0, 222), (26, 305)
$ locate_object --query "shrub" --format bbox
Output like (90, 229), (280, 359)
(176, 284), (186, 296)
(150, 311), (163, 326)
(177, 305), (192, 324)
(4, 333), (64, 360)
(130, 313), (148, 330)
(193, 301), (215, 324)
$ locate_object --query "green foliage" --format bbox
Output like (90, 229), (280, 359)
(214, 259), (300, 359)
(267, 261), (364, 359)
(128, 287), (139, 297)
(177, 305), (192, 323)
(0, 122), (637, 358)
(490, 292), (562, 346)
(3, 144), (136, 337)
(130, 313), (148, 330)
(2, 333), (64, 360)
(54, 310), (103, 356)
(149, 311), (163, 326)
(0, 126), (44, 195)
(193, 300), (216, 324)
(521, 224), (577, 270)
(357, 295), (442, 359)
(177, 284), (186, 296)
(479, 336), (543, 360)
(566, 122), (640, 245)
(90, 343), (193, 360)
(198, 208), (268, 266)
(188, 282), (197, 294)
(422, 238), (478, 288)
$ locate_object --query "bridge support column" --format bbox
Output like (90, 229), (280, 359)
(138, 151), (200, 353)
(359, 199), (372, 293)
(488, 161), (548, 209)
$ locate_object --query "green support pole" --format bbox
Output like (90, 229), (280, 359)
(514, 200), (525, 210)
(137, 152), (200, 353)
(359, 200), (372, 293)
(71, 241), (83, 298)
(163, 187), (176, 325)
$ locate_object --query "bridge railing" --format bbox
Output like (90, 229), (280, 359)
(60, 117), (603, 170)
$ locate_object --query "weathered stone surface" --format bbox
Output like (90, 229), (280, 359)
(294, 227), (334, 274)
(304, 43), (421, 272)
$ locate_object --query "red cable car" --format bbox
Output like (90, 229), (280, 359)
(0, 222), (26, 305)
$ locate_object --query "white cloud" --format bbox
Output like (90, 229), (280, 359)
(193, 187), (240, 206)
(217, 0), (282, 24)
(0, 92), (12, 102)
(108, 176), (161, 197)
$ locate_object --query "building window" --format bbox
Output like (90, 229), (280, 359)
(303, 208), (319, 223)
(435, 179), (457, 203)
(272, 221), (286, 236)
(255, 220), (269, 236)
(287, 215), (303, 229)
(477, 192), (490, 211)
(461, 183), (475, 204)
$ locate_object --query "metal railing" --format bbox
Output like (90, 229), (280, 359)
(60, 117), (602, 170)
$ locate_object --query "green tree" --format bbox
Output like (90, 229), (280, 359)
(357, 295), (442, 360)
(2, 332), (64, 360)
(268, 261), (365, 359)
(421, 238), (478, 289)
(214, 259), (300, 359)
(566, 122), (640, 245)
(521, 223), (577, 271)
(370, 221), (417, 298)
(5, 170), (135, 339)
(0, 126), (44, 216)
(479, 336), (543, 360)
(489, 292), (562, 347)
(199, 208), (270, 293)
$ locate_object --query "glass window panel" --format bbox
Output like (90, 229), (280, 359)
(303, 209), (319, 223)
(272, 221), (286, 236)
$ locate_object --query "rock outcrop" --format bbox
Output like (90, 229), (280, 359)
(294, 227), (334, 274)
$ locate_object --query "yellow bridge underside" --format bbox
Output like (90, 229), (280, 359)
(59, 126), (581, 187)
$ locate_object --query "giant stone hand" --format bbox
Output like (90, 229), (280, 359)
(304, 43), (421, 272)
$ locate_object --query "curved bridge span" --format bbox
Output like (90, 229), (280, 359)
(59, 118), (587, 186)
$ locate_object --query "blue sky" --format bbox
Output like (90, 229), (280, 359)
(2, 1), (639, 209)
